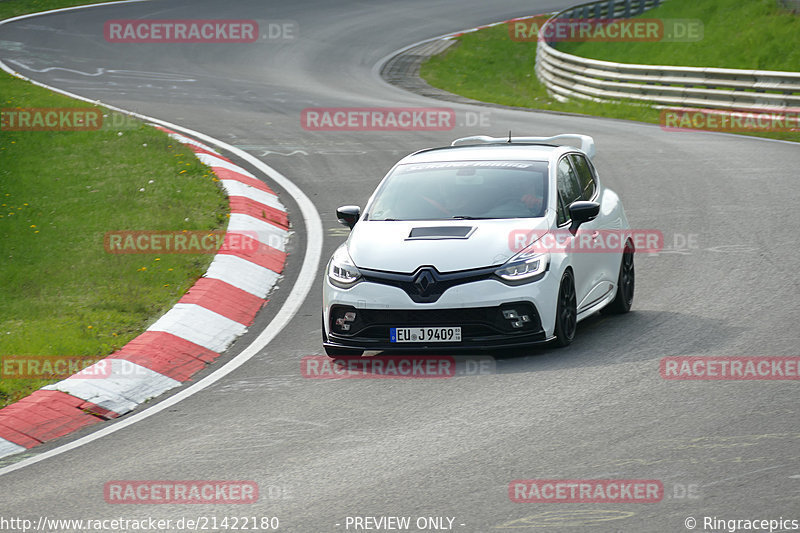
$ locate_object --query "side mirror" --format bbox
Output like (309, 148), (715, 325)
(336, 205), (361, 229)
(568, 201), (600, 235)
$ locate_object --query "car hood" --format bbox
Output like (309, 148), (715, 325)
(347, 218), (550, 273)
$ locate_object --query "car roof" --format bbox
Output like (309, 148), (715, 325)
(400, 143), (577, 164)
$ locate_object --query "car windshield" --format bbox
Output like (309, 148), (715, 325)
(366, 160), (549, 221)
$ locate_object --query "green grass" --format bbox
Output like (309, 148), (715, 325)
(558, 0), (800, 70)
(0, 0), (120, 20)
(420, 0), (800, 143)
(0, 1), (230, 407)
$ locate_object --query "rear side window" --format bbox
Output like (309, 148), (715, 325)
(557, 157), (582, 208)
(569, 153), (596, 200)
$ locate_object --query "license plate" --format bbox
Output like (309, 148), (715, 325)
(390, 327), (461, 343)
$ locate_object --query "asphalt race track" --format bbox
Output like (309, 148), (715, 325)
(1, 1), (799, 531)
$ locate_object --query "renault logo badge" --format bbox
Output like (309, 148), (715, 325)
(413, 269), (436, 295)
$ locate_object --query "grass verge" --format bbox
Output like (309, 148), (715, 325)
(557, 0), (800, 70)
(420, 0), (800, 143)
(0, 0), (230, 407)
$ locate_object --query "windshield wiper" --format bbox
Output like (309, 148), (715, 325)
(451, 215), (492, 220)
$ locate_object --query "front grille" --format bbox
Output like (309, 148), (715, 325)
(329, 303), (543, 342)
(360, 265), (497, 303)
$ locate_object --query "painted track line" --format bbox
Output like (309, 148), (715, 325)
(0, 1), (323, 475)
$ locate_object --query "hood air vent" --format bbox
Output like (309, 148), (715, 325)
(407, 226), (476, 240)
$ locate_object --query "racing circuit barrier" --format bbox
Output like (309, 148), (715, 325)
(534, 0), (800, 111)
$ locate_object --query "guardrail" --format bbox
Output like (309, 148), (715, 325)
(781, 0), (800, 14)
(535, 0), (800, 111)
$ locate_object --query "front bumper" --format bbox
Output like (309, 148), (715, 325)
(323, 276), (557, 352)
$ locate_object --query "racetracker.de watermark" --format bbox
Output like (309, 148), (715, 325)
(508, 16), (703, 42)
(302, 355), (455, 379)
(660, 356), (800, 380)
(301, 107), (466, 131)
(104, 481), (258, 504)
(509, 479), (663, 503)
(661, 108), (800, 133)
(508, 229), (663, 254)
(301, 355), (496, 379)
(104, 230), (267, 254)
(0, 358), (184, 380)
(0, 108), (148, 132)
(104, 20), (298, 43)
(1, 108), (103, 131)
(1, 355), (107, 379)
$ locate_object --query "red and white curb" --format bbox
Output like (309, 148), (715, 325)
(0, 127), (288, 458)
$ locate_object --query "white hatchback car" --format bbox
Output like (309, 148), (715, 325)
(322, 134), (634, 356)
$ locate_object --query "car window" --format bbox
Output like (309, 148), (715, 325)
(569, 153), (596, 200)
(366, 160), (549, 221)
(557, 157), (582, 208)
(556, 193), (568, 226)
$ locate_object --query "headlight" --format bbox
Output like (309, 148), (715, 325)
(495, 251), (549, 283)
(327, 245), (361, 288)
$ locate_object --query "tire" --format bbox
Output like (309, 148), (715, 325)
(602, 241), (634, 314)
(553, 269), (577, 347)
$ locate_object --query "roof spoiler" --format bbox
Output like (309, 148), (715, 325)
(451, 134), (596, 160)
